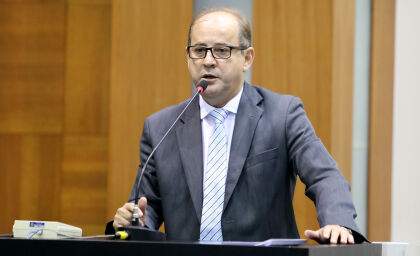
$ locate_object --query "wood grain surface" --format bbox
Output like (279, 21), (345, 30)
(368, 0), (395, 242)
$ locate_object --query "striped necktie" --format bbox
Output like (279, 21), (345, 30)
(200, 108), (229, 241)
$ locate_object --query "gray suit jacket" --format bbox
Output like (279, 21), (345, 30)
(129, 82), (362, 241)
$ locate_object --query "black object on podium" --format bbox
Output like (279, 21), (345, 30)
(105, 220), (166, 241)
(117, 226), (166, 241)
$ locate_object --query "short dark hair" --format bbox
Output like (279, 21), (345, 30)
(187, 8), (252, 48)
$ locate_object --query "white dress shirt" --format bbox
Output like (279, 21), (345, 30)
(199, 86), (243, 187)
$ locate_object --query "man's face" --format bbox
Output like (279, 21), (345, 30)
(187, 12), (254, 107)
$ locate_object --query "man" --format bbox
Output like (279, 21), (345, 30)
(112, 8), (365, 244)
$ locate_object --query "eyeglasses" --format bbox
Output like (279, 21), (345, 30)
(187, 45), (247, 59)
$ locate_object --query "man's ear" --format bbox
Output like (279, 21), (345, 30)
(186, 46), (190, 61)
(243, 47), (255, 72)
(186, 46), (191, 69)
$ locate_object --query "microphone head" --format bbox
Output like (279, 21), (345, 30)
(196, 80), (208, 93)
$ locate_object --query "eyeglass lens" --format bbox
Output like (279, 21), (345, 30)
(189, 46), (231, 59)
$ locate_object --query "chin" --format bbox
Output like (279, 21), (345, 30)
(201, 85), (219, 97)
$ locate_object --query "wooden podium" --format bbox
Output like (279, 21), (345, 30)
(0, 237), (380, 256)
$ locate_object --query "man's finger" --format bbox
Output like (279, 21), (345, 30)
(323, 225), (333, 240)
(340, 229), (348, 244)
(117, 206), (133, 220)
(330, 228), (340, 244)
(348, 233), (355, 244)
(124, 202), (135, 213)
(305, 229), (330, 244)
(304, 229), (320, 240)
(113, 215), (131, 230)
(138, 197), (147, 216)
(115, 214), (131, 227)
(113, 203), (136, 230)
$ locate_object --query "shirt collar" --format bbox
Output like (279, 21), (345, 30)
(199, 86), (243, 120)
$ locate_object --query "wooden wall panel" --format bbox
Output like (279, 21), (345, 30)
(253, 0), (333, 148)
(65, 0), (111, 135)
(62, 0), (111, 235)
(0, 135), (22, 233)
(0, 0), (110, 236)
(368, 0), (395, 241)
(0, 135), (62, 233)
(18, 136), (62, 221)
(0, 0), (65, 134)
(108, 0), (193, 218)
(0, 0), (66, 234)
(61, 136), (108, 235)
(253, 0), (355, 240)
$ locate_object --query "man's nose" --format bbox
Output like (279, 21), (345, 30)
(203, 49), (216, 66)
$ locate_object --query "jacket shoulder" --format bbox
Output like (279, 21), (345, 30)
(250, 84), (302, 109)
(148, 99), (189, 120)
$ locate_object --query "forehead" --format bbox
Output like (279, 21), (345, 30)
(190, 12), (240, 45)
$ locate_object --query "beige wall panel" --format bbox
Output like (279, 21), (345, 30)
(108, 0), (193, 218)
(0, 0), (65, 134)
(65, 0), (111, 135)
(368, 0), (395, 242)
(61, 136), (108, 235)
(331, 0), (355, 182)
(253, 0), (355, 240)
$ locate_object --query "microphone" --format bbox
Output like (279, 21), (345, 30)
(118, 80), (208, 241)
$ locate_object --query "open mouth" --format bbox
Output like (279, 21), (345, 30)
(202, 74), (218, 80)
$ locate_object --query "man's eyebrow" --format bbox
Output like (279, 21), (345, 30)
(190, 42), (207, 46)
(213, 42), (230, 46)
(190, 42), (231, 47)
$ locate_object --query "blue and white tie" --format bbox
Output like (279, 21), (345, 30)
(200, 108), (229, 241)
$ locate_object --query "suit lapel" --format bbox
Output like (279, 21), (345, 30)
(223, 83), (263, 211)
(176, 96), (203, 223)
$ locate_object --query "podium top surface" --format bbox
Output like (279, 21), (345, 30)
(0, 237), (381, 256)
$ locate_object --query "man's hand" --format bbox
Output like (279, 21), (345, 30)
(304, 225), (354, 244)
(113, 197), (147, 231)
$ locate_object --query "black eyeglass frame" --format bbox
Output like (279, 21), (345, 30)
(187, 45), (248, 59)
